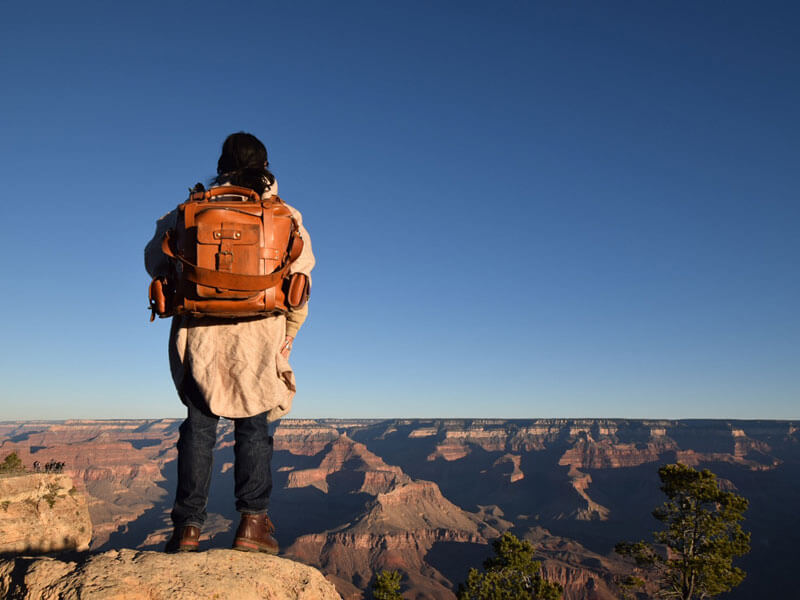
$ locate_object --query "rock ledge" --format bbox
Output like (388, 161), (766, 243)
(0, 548), (342, 600)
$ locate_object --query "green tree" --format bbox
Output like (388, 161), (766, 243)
(0, 451), (24, 474)
(615, 463), (750, 600)
(372, 569), (403, 600)
(457, 532), (562, 600)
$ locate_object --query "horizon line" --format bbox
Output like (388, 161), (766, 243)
(2, 416), (798, 424)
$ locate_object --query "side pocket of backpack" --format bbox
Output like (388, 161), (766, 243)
(149, 278), (167, 321)
(285, 273), (310, 309)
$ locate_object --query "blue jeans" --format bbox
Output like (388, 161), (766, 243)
(170, 376), (273, 528)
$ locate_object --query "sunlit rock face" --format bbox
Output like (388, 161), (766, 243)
(0, 420), (179, 548)
(0, 418), (797, 600)
(0, 548), (341, 600)
(0, 473), (91, 554)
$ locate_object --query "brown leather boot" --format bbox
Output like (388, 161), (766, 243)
(232, 513), (279, 554)
(164, 525), (200, 553)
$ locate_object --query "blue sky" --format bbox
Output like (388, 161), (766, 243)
(1, 1), (797, 420)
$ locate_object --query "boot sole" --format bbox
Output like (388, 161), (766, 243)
(233, 538), (279, 555)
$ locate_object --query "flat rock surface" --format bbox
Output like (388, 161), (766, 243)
(0, 548), (342, 600)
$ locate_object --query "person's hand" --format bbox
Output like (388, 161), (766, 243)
(280, 335), (294, 359)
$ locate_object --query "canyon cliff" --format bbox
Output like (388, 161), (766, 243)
(0, 420), (178, 547)
(1, 418), (796, 599)
(0, 473), (91, 555)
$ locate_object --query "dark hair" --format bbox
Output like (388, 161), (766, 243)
(212, 132), (276, 196)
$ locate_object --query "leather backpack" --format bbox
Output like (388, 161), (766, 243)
(148, 185), (309, 320)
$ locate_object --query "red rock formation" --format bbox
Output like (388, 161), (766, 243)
(558, 438), (678, 470)
(439, 427), (509, 452)
(674, 449), (780, 470)
(408, 426), (438, 438)
(275, 421), (343, 456)
(492, 453), (524, 482)
(287, 479), (491, 600)
(287, 435), (405, 494)
(563, 466), (610, 521)
(427, 439), (470, 462)
(524, 527), (630, 600)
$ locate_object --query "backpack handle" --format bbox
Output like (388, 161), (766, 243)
(189, 186), (262, 202)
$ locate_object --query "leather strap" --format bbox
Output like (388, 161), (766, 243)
(189, 186), (261, 202)
(287, 228), (304, 264)
(162, 228), (302, 292)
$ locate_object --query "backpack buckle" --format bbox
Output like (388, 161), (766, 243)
(217, 250), (234, 270)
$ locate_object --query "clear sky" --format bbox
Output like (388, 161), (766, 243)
(1, 1), (797, 420)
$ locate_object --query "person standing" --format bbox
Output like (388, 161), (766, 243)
(144, 132), (315, 553)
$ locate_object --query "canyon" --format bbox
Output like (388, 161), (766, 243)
(0, 418), (797, 599)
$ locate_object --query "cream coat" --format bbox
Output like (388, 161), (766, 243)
(144, 182), (315, 420)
